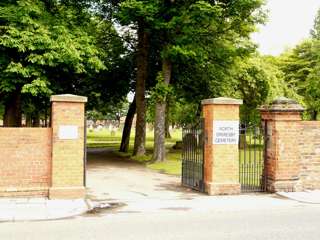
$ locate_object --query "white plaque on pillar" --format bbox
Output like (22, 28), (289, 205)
(58, 125), (79, 140)
(213, 121), (239, 145)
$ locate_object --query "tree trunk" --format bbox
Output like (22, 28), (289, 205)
(26, 114), (32, 127)
(3, 90), (22, 127)
(312, 110), (318, 120)
(133, 21), (149, 156)
(44, 106), (48, 127)
(120, 96), (136, 153)
(32, 111), (40, 127)
(152, 59), (172, 162)
(165, 100), (171, 139)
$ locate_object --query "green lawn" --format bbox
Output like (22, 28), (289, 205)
(87, 128), (183, 175)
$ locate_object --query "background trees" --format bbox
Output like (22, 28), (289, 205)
(0, 0), (105, 126)
(276, 9), (320, 120)
(0, 0), (134, 127)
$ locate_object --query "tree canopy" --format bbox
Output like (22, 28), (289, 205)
(0, 0), (134, 126)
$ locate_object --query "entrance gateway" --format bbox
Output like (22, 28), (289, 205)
(181, 97), (266, 194)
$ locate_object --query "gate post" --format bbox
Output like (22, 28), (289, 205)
(49, 94), (87, 199)
(202, 97), (242, 195)
(260, 97), (304, 192)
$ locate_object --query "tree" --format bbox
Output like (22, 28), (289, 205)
(117, 1), (158, 156)
(305, 64), (320, 119)
(147, 0), (266, 161)
(119, 95), (136, 152)
(278, 40), (319, 119)
(231, 55), (292, 123)
(0, 0), (105, 126)
(304, 40), (320, 119)
(275, 8), (320, 119)
(311, 8), (320, 40)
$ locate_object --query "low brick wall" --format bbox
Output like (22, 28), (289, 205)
(0, 128), (52, 197)
(0, 94), (87, 199)
(299, 121), (320, 190)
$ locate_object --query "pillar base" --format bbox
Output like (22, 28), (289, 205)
(0, 187), (48, 197)
(49, 187), (86, 199)
(206, 182), (241, 195)
(267, 179), (301, 192)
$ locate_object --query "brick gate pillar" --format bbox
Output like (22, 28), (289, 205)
(202, 97), (242, 195)
(260, 97), (304, 192)
(49, 94), (87, 199)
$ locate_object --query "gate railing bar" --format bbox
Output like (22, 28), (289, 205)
(263, 120), (268, 192)
(83, 115), (87, 187)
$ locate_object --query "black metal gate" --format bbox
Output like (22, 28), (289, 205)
(239, 123), (266, 192)
(181, 120), (205, 192)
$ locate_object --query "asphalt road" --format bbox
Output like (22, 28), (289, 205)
(2, 149), (319, 240)
(1, 204), (320, 240)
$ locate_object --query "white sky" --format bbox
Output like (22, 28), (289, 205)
(252, 0), (320, 55)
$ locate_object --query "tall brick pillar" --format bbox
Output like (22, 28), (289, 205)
(202, 97), (242, 195)
(260, 97), (304, 192)
(49, 94), (87, 199)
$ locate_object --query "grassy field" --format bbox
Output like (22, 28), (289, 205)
(87, 128), (183, 175)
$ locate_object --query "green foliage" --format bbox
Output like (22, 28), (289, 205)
(0, 0), (105, 116)
(117, 0), (267, 135)
(147, 95), (200, 126)
(311, 8), (320, 40)
(277, 37), (320, 118)
(278, 40), (316, 95)
(86, 110), (105, 122)
(275, 9), (320, 119)
(231, 55), (293, 123)
(87, 100), (129, 124)
(305, 64), (320, 114)
(169, 100), (200, 126)
(117, 0), (266, 100)
(149, 72), (173, 103)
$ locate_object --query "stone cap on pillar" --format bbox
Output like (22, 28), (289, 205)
(50, 94), (88, 103)
(259, 97), (304, 112)
(201, 97), (243, 105)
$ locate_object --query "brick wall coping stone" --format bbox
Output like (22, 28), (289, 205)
(50, 94), (87, 103)
(259, 96), (304, 112)
(201, 97), (243, 105)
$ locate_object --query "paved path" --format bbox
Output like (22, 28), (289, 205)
(86, 148), (201, 204)
(0, 198), (90, 222)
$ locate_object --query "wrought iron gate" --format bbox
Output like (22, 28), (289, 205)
(239, 123), (266, 192)
(181, 120), (205, 192)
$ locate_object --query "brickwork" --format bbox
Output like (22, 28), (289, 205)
(0, 94), (87, 199)
(202, 98), (242, 195)
(50, 95), (87, 199)
(299, 121), (320, 190)
(260, 97), (320, 192)
(51, 102), (85, 187)
(0, 128), (51, 197)
(263, 116), (302, 192)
